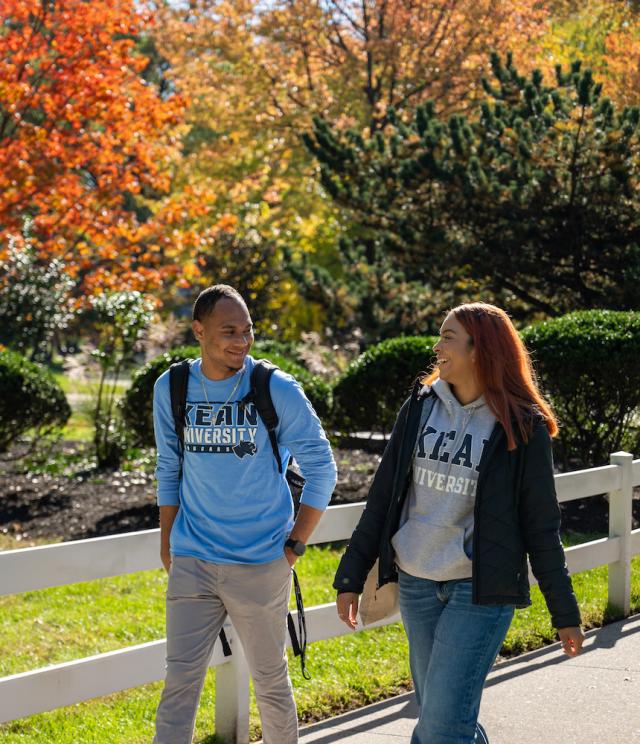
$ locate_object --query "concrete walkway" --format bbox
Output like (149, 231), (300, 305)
(297, 613), (640, 744)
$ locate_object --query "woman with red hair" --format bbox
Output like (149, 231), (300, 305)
(334, 303), (584, 743)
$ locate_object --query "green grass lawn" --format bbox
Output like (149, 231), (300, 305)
(51, 371), (130, 443)
(60, 402), (94, 442)
(52, 373), (130, 398)
(0, 535), (638, 743)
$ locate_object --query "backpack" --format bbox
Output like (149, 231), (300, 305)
(168, 358), (310, 678)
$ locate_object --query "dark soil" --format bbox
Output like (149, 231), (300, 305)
(0, 443), (382, 544)
(0, 443), (637, 545)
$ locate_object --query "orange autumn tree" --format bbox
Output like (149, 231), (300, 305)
(150, 0), (550, 332)
(0, 0), (185, 293)
(604, 18), (640, 108)
(156, 0), (549, 137)
(539, 1), (640, 108)
(256, 0), (549, 127)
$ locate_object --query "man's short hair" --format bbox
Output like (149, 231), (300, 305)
(192, 285), (246, 321)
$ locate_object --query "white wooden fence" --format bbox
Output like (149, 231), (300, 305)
(0, 451), (639, 743)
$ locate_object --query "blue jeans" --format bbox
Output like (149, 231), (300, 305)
(398, 570), (514, 744)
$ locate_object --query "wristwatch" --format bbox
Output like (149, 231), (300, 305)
(285, 538), (306, 556)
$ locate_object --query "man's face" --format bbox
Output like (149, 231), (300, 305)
(192, 297), (254, 379)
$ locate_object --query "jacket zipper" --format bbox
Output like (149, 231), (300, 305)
(472, 422), (503, 604)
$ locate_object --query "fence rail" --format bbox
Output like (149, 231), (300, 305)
(0, 452), (639, 743)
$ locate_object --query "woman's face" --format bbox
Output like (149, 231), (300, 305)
(433, 312), (476, 386)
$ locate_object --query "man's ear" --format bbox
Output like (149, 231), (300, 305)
(192, 319), (203, 342)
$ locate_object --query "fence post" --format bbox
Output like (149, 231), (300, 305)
(608, 451), (633, 616)
(215, 622), (250, 744)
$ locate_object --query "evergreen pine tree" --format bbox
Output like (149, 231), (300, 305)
(303, 54), (640, 318)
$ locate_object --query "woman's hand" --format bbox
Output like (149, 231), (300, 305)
(336, 592), (359, 629)
(558, 626), (585, 657)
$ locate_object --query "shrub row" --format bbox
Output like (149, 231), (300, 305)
(332, 336), (438, 435)
(2, 310), (639, 468)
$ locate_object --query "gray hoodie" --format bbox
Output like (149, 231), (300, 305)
(391, 377), (496, 581)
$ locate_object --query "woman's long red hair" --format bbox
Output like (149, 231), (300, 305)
(423, 303), (557, 450)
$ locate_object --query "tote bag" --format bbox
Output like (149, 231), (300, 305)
(358, 558), (400, 626)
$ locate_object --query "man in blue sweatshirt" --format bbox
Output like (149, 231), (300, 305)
(152, 284), (337, 744)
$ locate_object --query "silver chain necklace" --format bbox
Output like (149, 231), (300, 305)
(200, 367), (245, 411)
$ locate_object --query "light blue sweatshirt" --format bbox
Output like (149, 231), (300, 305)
(153, 355), (337, 565)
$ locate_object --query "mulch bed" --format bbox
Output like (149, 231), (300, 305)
(0, 443), (637, 545)
(0, 444), (382, 544)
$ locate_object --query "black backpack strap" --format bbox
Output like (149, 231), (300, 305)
(288, 569), (310, 679)
(247, 360), (283, 473)
(169, 359), (192, 453)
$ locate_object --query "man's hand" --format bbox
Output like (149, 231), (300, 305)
(558, 626), (585, 657)
(336, 592), (359, 630)
(285, 503), (324, 568)
(160, 548), (171, 573)
(284, 547), (298, 567)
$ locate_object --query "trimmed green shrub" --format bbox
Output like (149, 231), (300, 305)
(333, 336), (437, 435)
(522, 310), (640, 469)
(0, 349), (71, 452)
(121, 346), (198, 448)
(122, 345), (332, 448)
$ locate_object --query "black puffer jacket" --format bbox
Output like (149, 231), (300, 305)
(333, 383), (581, 629)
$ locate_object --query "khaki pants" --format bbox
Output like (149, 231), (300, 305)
(154, 554), (297, 744)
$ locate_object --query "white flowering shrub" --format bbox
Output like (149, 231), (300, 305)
(87, 291), (155, 468)
(0, 231), (75, 361)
